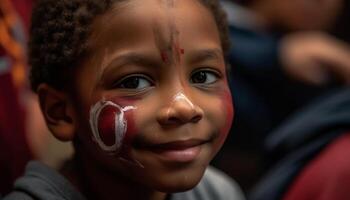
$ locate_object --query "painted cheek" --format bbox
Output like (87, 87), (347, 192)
(97, 105), (120, 146)
(119, 109), (137, 158)
(107, 97), (139, 152)
(219, 90), (234, 143)
(89, 100), (138, 156)
(122, 111), (137, 145)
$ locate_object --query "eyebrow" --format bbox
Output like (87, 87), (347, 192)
(188, 48), (224, 63)
(103, 52), (160, 70)
(98, 52), (161, 82)
(99, 48), (224, 80)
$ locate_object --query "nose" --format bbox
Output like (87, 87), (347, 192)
(157, 93), (204, 125)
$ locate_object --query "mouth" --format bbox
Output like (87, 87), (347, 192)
(137, 139), (210, 163)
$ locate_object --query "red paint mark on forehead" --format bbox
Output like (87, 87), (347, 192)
(159, 42), (184, 64)
(173, 40), (183, 63)
(172, 27), (183, 64)
(161, 51), (169, 63)
(153, 19), (184, 65)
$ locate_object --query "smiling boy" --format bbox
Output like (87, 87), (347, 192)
(4, 0), (244, 200)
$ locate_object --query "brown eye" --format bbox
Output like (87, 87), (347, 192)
(115, 75), (153, 89)
(191, 70), (218, 84)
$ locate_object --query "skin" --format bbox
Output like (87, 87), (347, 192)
(39, 0), (233, 200)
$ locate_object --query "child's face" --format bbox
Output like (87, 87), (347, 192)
(72, 0), (233, 192)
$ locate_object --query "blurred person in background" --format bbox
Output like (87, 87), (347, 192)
(249, 87), (350, 200)
(249, 2), (350, 200)
(214, 0), (350, 191)
(0, 0), (52, 196)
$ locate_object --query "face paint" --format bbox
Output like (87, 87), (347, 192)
(153, 2), (184, 65)
(156, 26), (183, 65)
(165, 92), (195, 120)
(89, 100), (136, 154)
(161, 51), (170, 63)
(163, 0), (175, 7)
(219, 90), (234, 144)
(90, 99), (144, 167)
(171, 27), (182, 63)
(180, 48), (184, 54)
(172, 92), (194, 108)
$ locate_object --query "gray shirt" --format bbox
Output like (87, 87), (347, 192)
(3, 161), (245, 200)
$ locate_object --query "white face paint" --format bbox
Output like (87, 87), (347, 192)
(173, 92), (194, 108)
(89, 100), (136, 153)
(165, 92), (195, 119)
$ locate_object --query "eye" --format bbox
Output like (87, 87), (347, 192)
(190, 70), (219, 85)
(114, 75), (153, 90)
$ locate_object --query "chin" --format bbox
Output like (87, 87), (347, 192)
(150, 165), (206, 193)
(154, 177), (201, 193)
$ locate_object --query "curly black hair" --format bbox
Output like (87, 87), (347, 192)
(29, 0), (230, 92)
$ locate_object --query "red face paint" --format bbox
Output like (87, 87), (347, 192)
(219, 89), (234, 144)
(172, 29), (183, 63)
(90, 98), (138, 164)
(173, 43), (182, 63)
(161, 51), (169, 63)
(119, 108), (137, 160)
(97, 104), (120, 146)
(107, 98), (139, 156)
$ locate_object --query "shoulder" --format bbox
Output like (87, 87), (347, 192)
(171, 166), (245, 200)
(3, 161), (85, 200)
(284, 133), (350, 200)
(302, 133), (350, 181)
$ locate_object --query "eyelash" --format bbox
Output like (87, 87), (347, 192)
(190, 68), (221, 85)
(112, 68), (221, 90)
(113, 74), (154, 90)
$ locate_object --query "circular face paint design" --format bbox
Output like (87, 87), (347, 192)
(89, 101), (127, 153)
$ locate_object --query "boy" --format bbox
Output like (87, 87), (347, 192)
(4, 0), (245, 199)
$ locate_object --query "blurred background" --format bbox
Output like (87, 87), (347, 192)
(0, 0), (73, 195)
(213, 0), (350, 198)
(0, 0), (350, 199)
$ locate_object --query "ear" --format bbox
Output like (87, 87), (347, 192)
(37, 84), (76, 141)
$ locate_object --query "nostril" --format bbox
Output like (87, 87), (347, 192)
(191, 115), (202, 123)
(168, 117), (181, 124)
(167, 114), (202, 124)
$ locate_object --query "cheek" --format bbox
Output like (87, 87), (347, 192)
(119, 109), (137, 155)
(97, 105), (120, 147)
(218, 90), (234, 143)
(89, 100), (138, 156)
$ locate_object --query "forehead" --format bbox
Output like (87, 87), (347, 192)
(88, 0), (220, 53)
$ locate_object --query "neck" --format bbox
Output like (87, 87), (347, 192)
(61, 153), (168, 200)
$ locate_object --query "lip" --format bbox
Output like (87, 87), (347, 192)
(142, 139), (208, 163)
